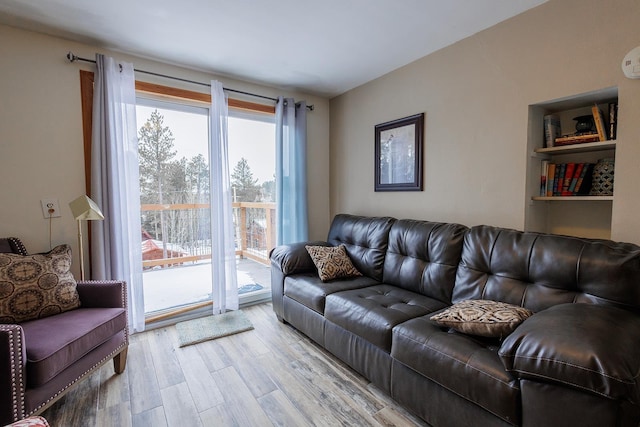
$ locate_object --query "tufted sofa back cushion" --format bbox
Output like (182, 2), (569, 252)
(327, 214), (396, 281)
(382, 219), (468, 304)
(454, 225), (640, 313)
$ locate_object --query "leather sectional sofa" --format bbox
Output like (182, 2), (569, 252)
(270, 214), (640, 427)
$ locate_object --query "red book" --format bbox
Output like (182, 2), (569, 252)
(568, 163), (584, 194)
(561, 163), (575, 195)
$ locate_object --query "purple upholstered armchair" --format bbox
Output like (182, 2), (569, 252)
(0, 237), (128, 425)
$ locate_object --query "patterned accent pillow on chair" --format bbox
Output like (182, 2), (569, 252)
(0, 244), (81, 323)
(305, 244), (362, 282)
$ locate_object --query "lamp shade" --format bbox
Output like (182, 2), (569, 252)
(69, 195), (104, 221)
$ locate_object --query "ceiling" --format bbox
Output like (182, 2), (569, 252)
(0, 0), (547, 98)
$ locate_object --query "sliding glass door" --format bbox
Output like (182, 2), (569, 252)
(228, 111), (275, 303)
(136, 98), (211, 314)
(136, 97), (276, 317)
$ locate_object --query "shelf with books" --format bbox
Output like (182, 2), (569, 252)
(537, 161), (606, 198)
(525, 86), (618, 239)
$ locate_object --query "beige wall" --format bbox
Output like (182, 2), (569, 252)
(330, 0), (640, 245)
(0, 24), (331, 276)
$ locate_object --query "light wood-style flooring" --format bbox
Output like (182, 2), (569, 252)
(41, 303), (428, 426)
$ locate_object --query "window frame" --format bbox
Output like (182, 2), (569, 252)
(79, 70), (276, 194)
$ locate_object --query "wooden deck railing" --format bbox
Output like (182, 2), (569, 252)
(140, 202), (276, 269)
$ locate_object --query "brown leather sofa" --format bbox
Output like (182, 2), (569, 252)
(0, 238), (128, 425)
(270, 214), (640, 427)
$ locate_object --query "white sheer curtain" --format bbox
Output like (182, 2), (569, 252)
(90, 54), (145, 332)
(209, 81), (239, 314)
(275, 97), (308, 245)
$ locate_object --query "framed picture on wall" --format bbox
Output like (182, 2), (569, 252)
(374, 113), (424, 191)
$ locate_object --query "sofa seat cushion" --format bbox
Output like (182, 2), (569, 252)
(21, 307), (127, 387)
(392, 315), (520, 424)
(324, 284), (447, 352)
(284, 273), (378, 314)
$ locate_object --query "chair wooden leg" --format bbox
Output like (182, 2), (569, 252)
(113, 347), (128, 374)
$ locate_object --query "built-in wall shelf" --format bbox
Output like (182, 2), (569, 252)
(531, 196), (614, 201)
(534, 140), (616, 156)
(524, 86), (618, 239)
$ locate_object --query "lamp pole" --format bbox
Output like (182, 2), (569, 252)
(77, 220), (86, 281)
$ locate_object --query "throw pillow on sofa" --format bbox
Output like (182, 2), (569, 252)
(306, 244), (362, 282)
(0, 244), (81, 323)
(430, 299), (533, 338)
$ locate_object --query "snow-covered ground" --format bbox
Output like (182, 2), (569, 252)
(143, 258), (270, 313)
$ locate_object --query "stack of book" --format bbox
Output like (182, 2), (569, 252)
(554, 133), (600, 146)
(552, 102), (618, 146)
(540, 161), (594, 196)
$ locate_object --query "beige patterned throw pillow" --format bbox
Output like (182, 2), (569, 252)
(0, 244), (81, 323)
(305, 244), (362, 282)
(430, 299), (533, 338)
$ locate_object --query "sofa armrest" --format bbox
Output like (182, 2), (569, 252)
(498, 303), (640, 402)
(269, 241), (329, 321)
(0, 324), (26, 424)
(77, 280), (127, 309)
(269, 241), (329, 275)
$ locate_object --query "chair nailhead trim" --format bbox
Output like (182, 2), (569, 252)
(1, 324), (26, 422)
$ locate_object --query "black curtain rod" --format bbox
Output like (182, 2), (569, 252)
(66, 52), (313, 111)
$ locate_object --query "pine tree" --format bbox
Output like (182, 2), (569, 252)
(138, 110), (177, 205)
(261, 175), (276, 202)
(231, 157), (261, 202)
(186, 154), (210, 203)
(138, 110), (177, 258)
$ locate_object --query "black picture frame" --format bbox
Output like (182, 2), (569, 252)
(374, 113), (424, 191)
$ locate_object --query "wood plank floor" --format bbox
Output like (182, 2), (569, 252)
(41, 303), (428, 426)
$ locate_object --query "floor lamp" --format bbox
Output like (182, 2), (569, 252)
(69, 195), (104, 281)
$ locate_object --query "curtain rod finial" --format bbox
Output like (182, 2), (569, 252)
(66, 51), (78, 62)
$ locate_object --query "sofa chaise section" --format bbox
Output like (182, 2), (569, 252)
(388, 225), (640, 426)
